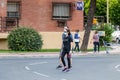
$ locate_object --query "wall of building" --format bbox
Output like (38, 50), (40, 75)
(0, 0), (7, 17)
(0, 31), (94, 50)
(20, 0), (84, 32)
(0, 0), (86, 51)
(0, 0), (84, 32)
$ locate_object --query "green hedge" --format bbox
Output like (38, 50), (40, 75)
(98, 24), (114, 46)
(7, 27), (43, 51)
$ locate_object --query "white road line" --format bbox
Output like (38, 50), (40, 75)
(25, 61), (51, 78)
(25, 66), (30, 70)
(33, 71), (50, 78)
(115, 64), (120, 71)
(117, 69), (120, 71)
(29, 62), (48, 65)
(61, 79), (67, 80)
(115, 65), (120, 68)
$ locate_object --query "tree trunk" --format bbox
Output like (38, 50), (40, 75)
(81, 0), (96, 51)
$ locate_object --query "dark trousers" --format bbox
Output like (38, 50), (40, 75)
(93, 42), (100, 52)
(74, 42), (80, 51)
(61, 48), (71, 68)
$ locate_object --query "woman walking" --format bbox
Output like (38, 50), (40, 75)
(61, 29), (73, 72)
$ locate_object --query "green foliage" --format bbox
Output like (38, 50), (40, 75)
(95, 0), (106, 16)
(84, 0), (90, 15)
(84, 0), (106, 16)
(109, 0), (120, 25)
(7, 27), (43, 51)
(84, 0), (120, 25)
(97, 24), (114, 46)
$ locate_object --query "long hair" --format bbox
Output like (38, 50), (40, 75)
(67, 29), (71, 36)
(95, 31), (98, 34)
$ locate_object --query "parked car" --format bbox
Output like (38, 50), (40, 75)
(112, 31), (120, 43)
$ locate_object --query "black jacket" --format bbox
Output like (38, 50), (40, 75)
(63, 35), (73, 52)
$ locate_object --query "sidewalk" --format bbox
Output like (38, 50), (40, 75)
(0, 45), (120, 57)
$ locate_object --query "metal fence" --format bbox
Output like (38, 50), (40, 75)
(0, 17), (19, 32)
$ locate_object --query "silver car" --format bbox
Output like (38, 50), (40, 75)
(112, 31), (120, 43)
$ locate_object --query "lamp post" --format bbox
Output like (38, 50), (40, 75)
(107, 0), (109, 24)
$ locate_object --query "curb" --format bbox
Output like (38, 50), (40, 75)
(0, 51), (120, 58)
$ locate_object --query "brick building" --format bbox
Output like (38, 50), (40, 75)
(0, 0), (84, 32)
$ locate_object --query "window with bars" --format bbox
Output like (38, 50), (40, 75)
(52, 3), (71, 20)
(7, 2), (20, 18)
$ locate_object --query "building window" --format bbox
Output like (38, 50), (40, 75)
(7, 2), (20, 18)
(57, 20), (67, 27)
(52, 3), (71, 20)
(6, 18), (17, 26)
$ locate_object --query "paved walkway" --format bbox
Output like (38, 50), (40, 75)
(0, 44), (120, 57)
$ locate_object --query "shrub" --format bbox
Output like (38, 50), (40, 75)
(97, 24), (114, 46)
(7, 27), (43, 51)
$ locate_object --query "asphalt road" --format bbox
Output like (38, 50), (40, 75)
(0, 55), (120, 80)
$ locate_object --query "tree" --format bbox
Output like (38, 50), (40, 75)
(109, 0), (120, 26)
(81, 0), (96, 51)
(84, 0), (106, 16)
(84, 0), (120, 26)
(84, 0), (90, 16)
(95, 0), (106, 16)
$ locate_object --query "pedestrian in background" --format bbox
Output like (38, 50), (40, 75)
(93, 31), (100, 53)
(74, 29), (80, 52)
